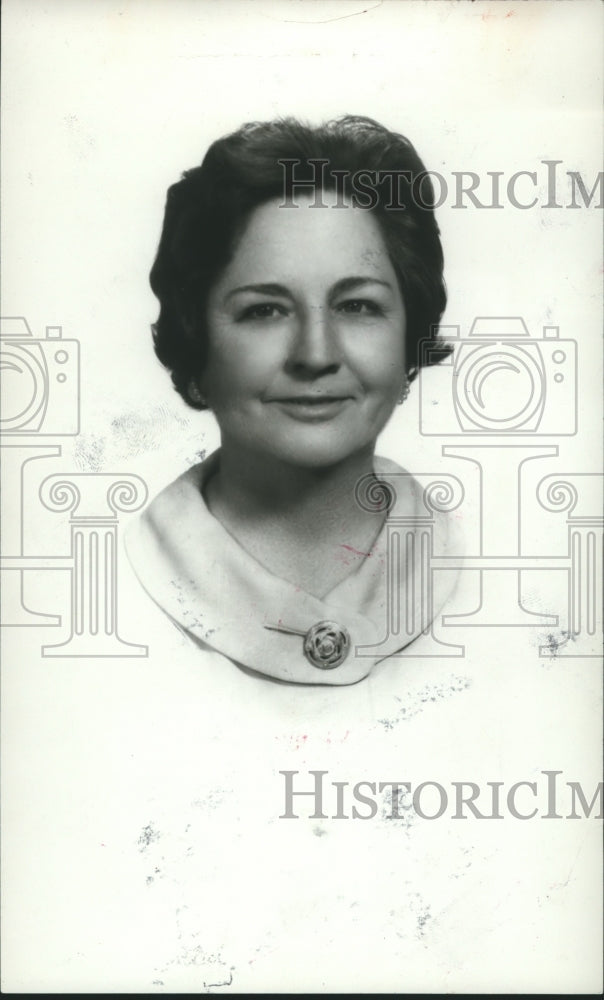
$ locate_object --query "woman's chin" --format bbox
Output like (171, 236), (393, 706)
(259, 435), (376, 471)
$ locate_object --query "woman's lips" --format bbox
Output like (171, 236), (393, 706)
(269, 396), (352, 421)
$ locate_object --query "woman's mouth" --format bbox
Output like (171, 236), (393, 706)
(270, 396), (352, 421)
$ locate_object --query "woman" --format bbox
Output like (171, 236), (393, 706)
(125, 115), (459, 684)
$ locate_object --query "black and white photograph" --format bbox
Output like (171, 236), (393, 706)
(1, 0), (602, 992)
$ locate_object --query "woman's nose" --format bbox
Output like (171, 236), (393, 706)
(286, 306), (341, 375)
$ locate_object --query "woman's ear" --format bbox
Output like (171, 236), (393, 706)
(397, 373), (410, 405)
(188, 379), (207, 407)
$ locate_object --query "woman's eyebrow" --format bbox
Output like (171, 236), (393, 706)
(331, 276), (393, 295)
(225, 282), (292, 301)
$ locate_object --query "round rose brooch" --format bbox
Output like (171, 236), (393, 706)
(303, 620), (351, 669)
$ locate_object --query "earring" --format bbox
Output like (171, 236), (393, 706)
(188, 379), (207, 406)
(397, 374), (410, 405)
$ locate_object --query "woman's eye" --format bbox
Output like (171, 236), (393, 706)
(238, 303), (286, 321)
(336, 299), (383, 316)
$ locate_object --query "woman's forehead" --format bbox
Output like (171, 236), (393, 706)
(216, 194), (396, 289)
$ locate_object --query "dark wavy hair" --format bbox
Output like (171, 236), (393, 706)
(150, 115), (452, 409)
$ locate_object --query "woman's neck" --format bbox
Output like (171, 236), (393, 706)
(214, 441), (377, 521)
(204, 442), (386, 597)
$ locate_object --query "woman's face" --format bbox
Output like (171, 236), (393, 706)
(201, 189), (406, 469)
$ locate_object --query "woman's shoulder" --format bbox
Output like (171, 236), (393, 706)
(125, 451), (220, 556)
(373, 454), (467, 555)
(140, 457), (208, 530)
(122, 456), (215, 632)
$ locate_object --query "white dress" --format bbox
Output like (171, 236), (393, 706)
(124, 450), (463, 685)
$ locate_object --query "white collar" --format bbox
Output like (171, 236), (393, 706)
(125, 451), (460, 685)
